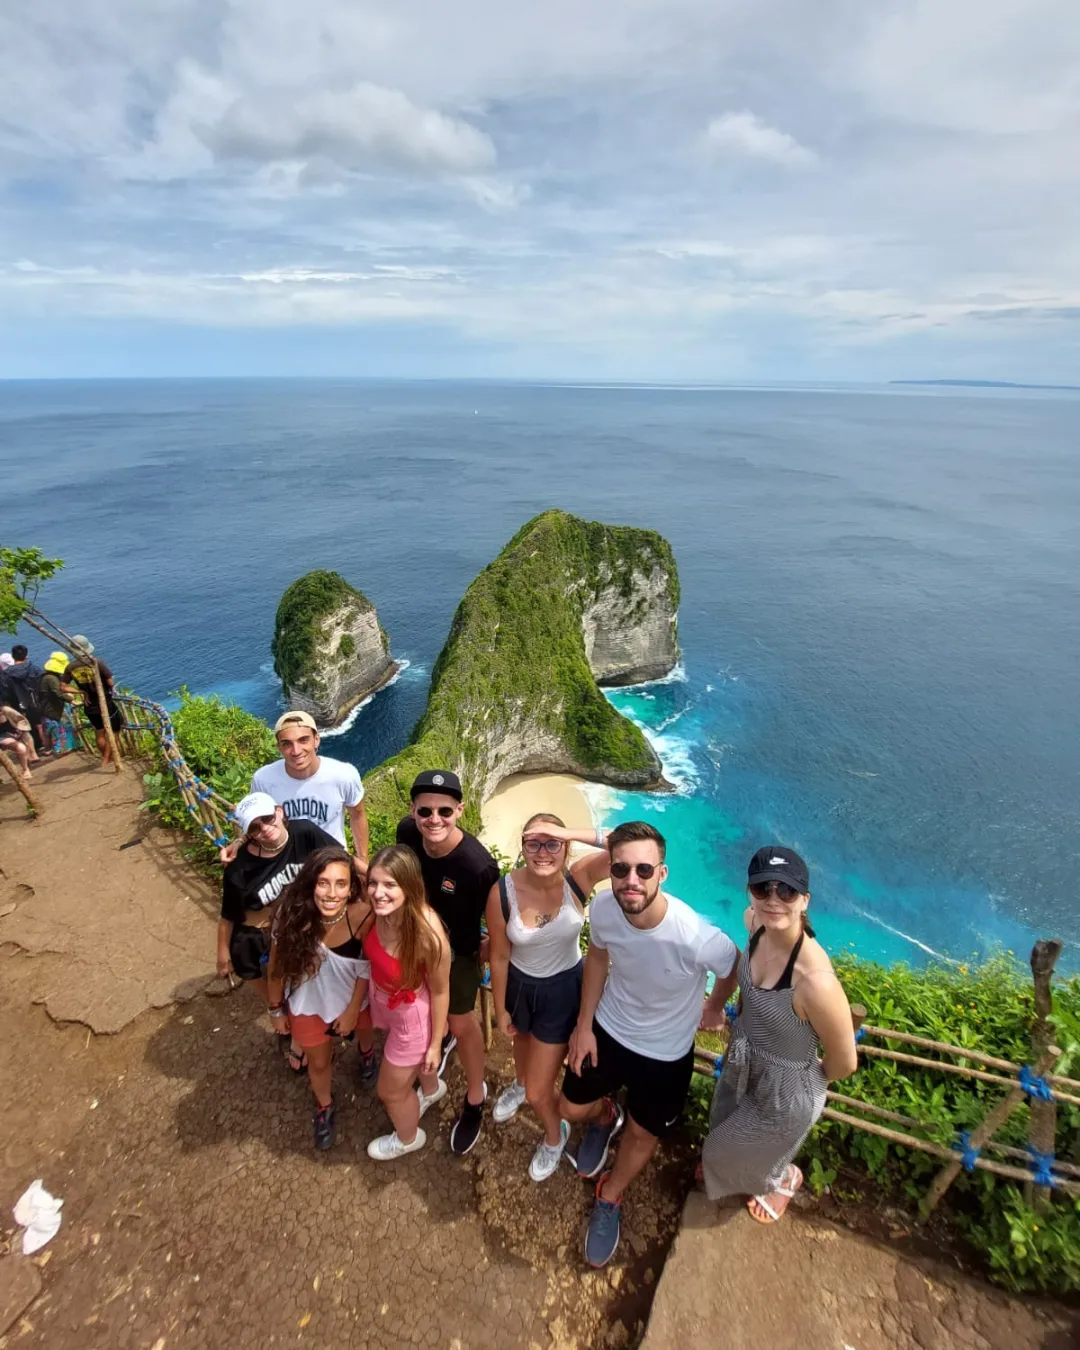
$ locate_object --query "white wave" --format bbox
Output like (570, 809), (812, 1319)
(851, 905), (959, 964)
(705, 684), (713, 693)
(614, 660), (688, 691)
(583, 783), (627, 820)
(321, 660), (411, 738)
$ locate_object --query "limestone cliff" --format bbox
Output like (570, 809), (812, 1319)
(364, 510), (680, 826)
(271, 571), (397, 728)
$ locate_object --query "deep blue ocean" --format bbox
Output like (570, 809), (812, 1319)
(3, 379), (1077, 968)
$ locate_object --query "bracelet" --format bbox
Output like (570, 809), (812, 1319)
(594, 827), (605, 849)
(269, 1008), (286, 1019)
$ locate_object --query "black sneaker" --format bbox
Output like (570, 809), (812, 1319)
(357, 1046), (380, 1088)
(449, 1082), (488, 1156)
(436, 1030), (457, 1079)
(313, 1100), (336, 1150)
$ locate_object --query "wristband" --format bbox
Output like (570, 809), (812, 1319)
(269, 1008), (286, 1019)
(594, 827), (605, 848)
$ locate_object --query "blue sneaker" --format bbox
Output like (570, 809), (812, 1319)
(575, 1098), (624, 1178)
(585, 1173), (622, 1267)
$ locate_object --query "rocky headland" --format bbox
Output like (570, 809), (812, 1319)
(364, 509), (680, 824)
(271, 570), (398, 728)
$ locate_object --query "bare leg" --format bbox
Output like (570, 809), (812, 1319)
(306, 1041), (333, 1107)
(449, 1010), (486, 1105)
(95, 727), (112, 766)
(525, 1039), (570, 1146)
(355, 1004), (374, 1055)
(2, 738), (31, 780)
(558, 1093), (607, 1128)
(378, 1059), (423, 1144)
(600, 1114), (658, 1201)
(512, 1031), (531, 1086)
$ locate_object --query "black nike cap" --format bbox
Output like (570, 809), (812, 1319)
(747, 846), (810, 894)
(410, 769), (463, 801)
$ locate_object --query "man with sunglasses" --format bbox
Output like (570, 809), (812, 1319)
(396, 770), (500, 1155)
(558, 820), (739, 1267)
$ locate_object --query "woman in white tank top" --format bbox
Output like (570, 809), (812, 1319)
(486, 812), (611, 1182)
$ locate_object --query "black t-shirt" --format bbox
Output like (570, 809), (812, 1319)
(396, 816), (500, 956)
(220, 819), (337, 923)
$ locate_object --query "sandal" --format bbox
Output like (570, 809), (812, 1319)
(747, 1165), (803, 1224)
(285, 1044), (308, 1074)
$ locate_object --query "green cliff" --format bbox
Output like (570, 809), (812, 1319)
(364, 509), (680, 824)
(272, 570), (396, 728)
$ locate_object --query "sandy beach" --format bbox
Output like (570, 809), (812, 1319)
(480, 772), (596, 864)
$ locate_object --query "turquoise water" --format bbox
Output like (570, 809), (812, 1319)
(3, 378), (1077, 969)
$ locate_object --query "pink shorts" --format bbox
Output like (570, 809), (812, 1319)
(369, 981), (432, 1067)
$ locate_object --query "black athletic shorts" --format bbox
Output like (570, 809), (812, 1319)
(86, 704), (124, 733)
(506, 960), (582, 1045)
(448, 950), (481, 1017)
(559, 1018), (695, 1139)
(229, 924), (271, 981)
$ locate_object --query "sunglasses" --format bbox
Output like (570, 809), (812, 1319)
(523, 838), (564, 856)
(416, 805), (456, 819)
(749, 880), (801, 902)
(610, 861), (658, 880)
(247, 814), (277, 834)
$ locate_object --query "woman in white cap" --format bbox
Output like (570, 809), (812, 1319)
(700, 846), (857, 1223)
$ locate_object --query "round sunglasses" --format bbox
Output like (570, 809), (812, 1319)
(749, 880), (801, 902)
(610, 861), (658, 880)
(416, 805), (456, 819)
(523, 837), (564, 856)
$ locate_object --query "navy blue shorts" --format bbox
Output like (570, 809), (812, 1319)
(506, 960), (582, 1045)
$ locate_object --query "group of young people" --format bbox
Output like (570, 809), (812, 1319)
(217, 709), (859, 1268)
(0, 636), (121, 776)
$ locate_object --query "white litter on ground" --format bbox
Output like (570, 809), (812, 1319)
(13, 1179), (63, 1254)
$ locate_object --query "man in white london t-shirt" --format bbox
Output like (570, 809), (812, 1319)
(222, 710), (368, 869)
(558, 820), (739, 1268)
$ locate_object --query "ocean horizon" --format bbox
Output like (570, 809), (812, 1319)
(3, 377), (1077, 970)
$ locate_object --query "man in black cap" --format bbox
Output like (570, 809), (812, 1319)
(396, 770), (500, 1155)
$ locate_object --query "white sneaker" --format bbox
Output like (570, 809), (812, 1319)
(492, 1080), (527, 1124)
(367, 1128), (427, 1161)
(529, 1120), (570, 1182)
(416, 1078), (447, 1118)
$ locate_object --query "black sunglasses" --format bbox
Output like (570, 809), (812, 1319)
(749, 880), (801, 902)
(610, 861), (658, 880)
(416, 805), (456, 819)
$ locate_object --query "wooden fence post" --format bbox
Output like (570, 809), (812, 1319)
(1026, 939), (1062, 1209)
(90, 657), (123, 772)
(0, 745), (42, 814)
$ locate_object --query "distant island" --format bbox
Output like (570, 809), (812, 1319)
(892, 379), (1080, 391)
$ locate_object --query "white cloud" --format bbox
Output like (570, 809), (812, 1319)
(704, 111), (817, 166)
(203, 82), (495, 176)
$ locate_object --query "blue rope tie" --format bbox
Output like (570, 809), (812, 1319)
(725, 1003), (738, 1025)
(212, 835), (228, 848)
(480, 967), (491, 987)
(955, 1130), (980, 1172)
(854, 1026), (867, 1043)
(713, 1055), (725, 1079)
(1027, 1145), (1056, 1187)
(1018, 1064), (1055, 1101)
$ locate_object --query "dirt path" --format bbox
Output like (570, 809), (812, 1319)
(1, 755), (1077, 1349)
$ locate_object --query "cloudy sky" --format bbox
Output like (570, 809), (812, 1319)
(1, 0), (1077, 381)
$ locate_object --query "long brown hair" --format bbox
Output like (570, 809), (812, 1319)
(367, 845), (443, 991)
(271, 846), (364, 985)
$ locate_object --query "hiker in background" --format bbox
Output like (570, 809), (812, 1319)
(0, 703), (34, 779)
(700, 847), (857, 1224)
(396, 770), (500, 1156)
(486, 814), (611, 1182)
(62, 637), (123, 767)
(267, 847), (372, 1150)
(218, 791), (379, 1084)
(362, 845), (451, 1162)
(558, 821), (740, 1268)
(39, 651), (75, 756)
(2, 645), (45, 753)
(221, 710), (369, 872)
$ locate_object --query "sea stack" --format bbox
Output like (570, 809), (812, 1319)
(271, 570), (397, 728)
(364, 510), (680, 824)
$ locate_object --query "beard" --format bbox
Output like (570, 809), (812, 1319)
(613, 880), (661, 915)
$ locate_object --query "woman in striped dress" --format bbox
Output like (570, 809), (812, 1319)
(700, 846), (858, 1222)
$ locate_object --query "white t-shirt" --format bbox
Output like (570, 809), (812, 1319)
(590, 890), (738, 1061)
(250, 756), (364, 848)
